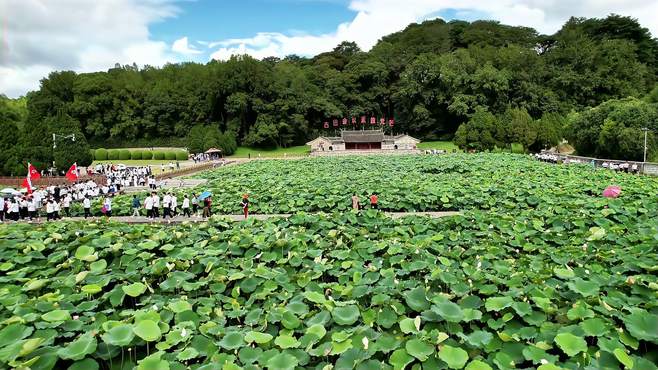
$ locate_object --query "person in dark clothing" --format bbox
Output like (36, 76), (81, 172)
(131, 195), (141, 217)
(202, 197), (212, 218)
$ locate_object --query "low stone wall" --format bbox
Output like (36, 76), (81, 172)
(0, 175), (107, 187)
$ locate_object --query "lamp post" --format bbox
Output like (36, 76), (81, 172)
(641, 127), (650, 163)
(52, 133), (76, 171)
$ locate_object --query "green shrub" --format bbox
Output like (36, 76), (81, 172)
(175, 150), (188, 161)
(119, 149), (131, 160)
(142, 150), (153, 160)
(152, 151), (165, 160)
(164, 151), (177, 160)
(107, 149), (119, 160)
(89, 149), (95, 160)
(130, 150), (142, 160)
(511, 143), (525, 154)
(95, 148), (108, 160)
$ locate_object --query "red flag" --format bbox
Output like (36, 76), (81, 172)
(65, 163), (78, 182)
(28, 163), (41, 180)
(21, 177), (33, 194)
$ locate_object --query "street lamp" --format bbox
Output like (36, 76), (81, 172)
(52, 133), (76, 171)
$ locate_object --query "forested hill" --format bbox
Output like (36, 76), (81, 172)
(1, 15), (658, 174)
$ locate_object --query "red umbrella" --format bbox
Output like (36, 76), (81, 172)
(603, 185), (622, 198)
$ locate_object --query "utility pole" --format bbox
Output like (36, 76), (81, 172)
(642, 127), (649, 163)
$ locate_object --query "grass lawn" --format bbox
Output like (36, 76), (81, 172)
(92, 160), (194, 174)
(228, 145), (310, 158)
(416, 141), (461, 152)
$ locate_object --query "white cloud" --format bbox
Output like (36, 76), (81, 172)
(172, 36), (203, 55)
(0, 0), (182, 97)
(209, 0), (658, 61)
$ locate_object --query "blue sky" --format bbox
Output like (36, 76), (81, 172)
(151, 0), (356, 45)
(3, 0), (658, 97)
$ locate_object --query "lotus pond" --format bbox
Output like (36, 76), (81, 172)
(0, 154), (657, 370)
(73, 153), (658, 216)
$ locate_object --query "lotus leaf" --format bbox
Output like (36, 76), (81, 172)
(438, 345), (469, 369)
(133, 320), (161, 342)
(57, 333), (97, 361)
(122, 282), (147, 297)
(101, 324), (134, 346)
(332, 305), (360, 325)
(554, 332), (588, 356)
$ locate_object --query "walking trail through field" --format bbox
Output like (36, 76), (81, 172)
(12, 211), (462, 225)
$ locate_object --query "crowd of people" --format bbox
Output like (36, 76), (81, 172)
(533, 153), (642, 174)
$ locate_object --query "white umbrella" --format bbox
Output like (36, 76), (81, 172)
(0, 188), (21, 196)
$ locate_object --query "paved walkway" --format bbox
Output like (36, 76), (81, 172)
(6, 211), (462, 225)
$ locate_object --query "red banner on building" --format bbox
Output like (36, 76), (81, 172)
(351, 117), (357, 124)
(361, 116), (366, 124)
(332, 119), (339, 127)
(370, 117), (376, 125)
(389, 118), (395, 127)
(380, 118), (385, 125)
(342, 118), (348, 125)
(323, 121), (329, 129)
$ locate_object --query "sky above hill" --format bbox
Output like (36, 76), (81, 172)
(2, 0), (658, 98)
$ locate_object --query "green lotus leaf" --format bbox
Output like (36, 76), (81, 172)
(74, 245), (95, 260)
(404, 287), (429, 311)
(89, 259), (107, 274)
(389, 348), (414, 370)
(177, 347), (200, 361)
(266, 352), (299, 370)
(465, 360), (493, 370)
(587, 227), (606, 241)
(274, 334), (300, 349)
(81, 284), (102, 294)
(67, 358), (99, 370)
(553, 267), (575, 279)
(41, 309), (71, 322)
(484, 296), (514, 311)
(554, 332), (588, 356)
(57, 333), (97, 361)
(399, 317), (419, 334)
(23, 279), (47, 291)
(305, 324), (327, 340)
(133, 320), (162, 342)
(567, 278), (600, 297)
(168, 299), (193, 313)
(122, 282), (147, 297)
(537, 365), (565, 370)
(405, 338), (434, 361)
(465, 330), (493, 347)
(303, 291), (327, 305)
(0, 324), (33, 348)
(238, 346), (262, 364)
(332, 305), (360, 325)
(623, 310), (658, 342)
(613, 348), (633, 369)
(438, 345), (469, 369)
(244, 331), (273, 344)
(580, 318), (608, 337)
(101, 324), (134, 346)
(136, 352), (170, 370)
(432, 300), (464, 322)
(219, 332), (244, 350)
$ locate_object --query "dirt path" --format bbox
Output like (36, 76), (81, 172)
(5, 211), (462, 225)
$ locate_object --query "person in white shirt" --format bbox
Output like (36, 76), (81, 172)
(152, 192), (160, 218)
(182, 195), (191, 217)
(27, 197), (37, 220)
(171, 194), (178, 216)
(144, 195), (154, 218)
(0, 197), (5, 223)
(45, 199), (55, 221)
(53, 200), (61, 220)
(10, 199), (20, 221)
(162, 193), (171, 219)
(83, 196), (91, 218)
(62, 194), (72, 217)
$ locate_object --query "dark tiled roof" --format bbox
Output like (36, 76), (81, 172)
(341, 130), (384, 143)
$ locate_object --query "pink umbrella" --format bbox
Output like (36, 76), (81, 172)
(603, 185), (622, 198)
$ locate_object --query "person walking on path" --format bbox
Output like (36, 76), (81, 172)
(182, 195), (191, 217)
(45, 199), (55, 221)
(103, 196), (112, 218)
(171, 194), (178, 216)
(53, 198), (61, 220)
(83, 196), (91, 218)
(144, 194), (153, 218)
(27, 196), (37, 221)
(163, 192), (172, 219)
(351, 193), (360, 211)
(152, 192), (160, 218)
(202, 196), (212, 218)
(191, 193), (199, 216)
(0, 197), (5, 223)
(241, 194), (249, 219)
(369, 193), (379, 210)
(131, 195), (141, 217)
(62, 194), (71, 217)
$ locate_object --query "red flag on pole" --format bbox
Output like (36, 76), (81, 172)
(65, 163), (78, 182)
(22, 163), (35, 194)
(28, 163), (41, 180)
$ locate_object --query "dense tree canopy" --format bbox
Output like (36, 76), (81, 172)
(1, 15), (658, 174)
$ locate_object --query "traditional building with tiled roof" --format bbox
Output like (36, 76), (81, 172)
(307, 130), (420, 153)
